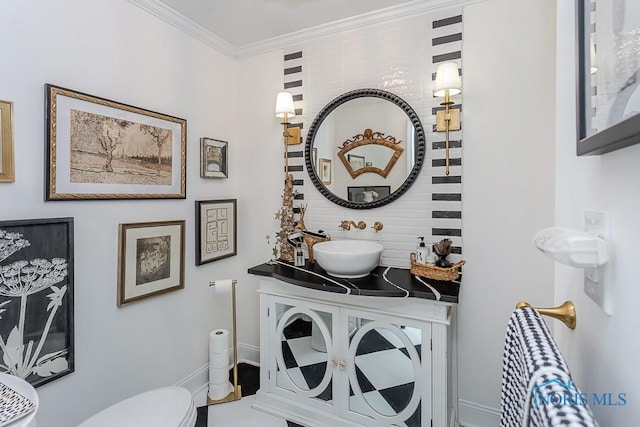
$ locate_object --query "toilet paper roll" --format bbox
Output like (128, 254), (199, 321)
(209, 351), (229, 369)
(208, 381), (233, 400)
(209, 329), (229, 354)
(209, 365), (230, 385)
(213, 279), (233, 293)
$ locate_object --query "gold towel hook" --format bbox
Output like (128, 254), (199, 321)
(516, 300), (576, 330)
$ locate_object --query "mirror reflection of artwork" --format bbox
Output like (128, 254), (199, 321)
(347, 154), (365, 170)
(319, 158), (332, 185)
(347, 186), (391, 203)
(338, 129), (404, 179)
(136, 236), (171, 285)
(200, 137), (228, 178)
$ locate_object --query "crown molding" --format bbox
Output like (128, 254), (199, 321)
(236, 0), (482, 59)
(127, 0), (236, 58)
(129, 0), (483, 60)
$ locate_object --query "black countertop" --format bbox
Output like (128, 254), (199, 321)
(248, 261), (459, 304)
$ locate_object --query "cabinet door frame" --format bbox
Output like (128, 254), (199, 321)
(267, 295), (339, 411)
(338, 308), (432, 427)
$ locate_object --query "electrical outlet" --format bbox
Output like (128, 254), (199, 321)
(583, 210), (613, 315)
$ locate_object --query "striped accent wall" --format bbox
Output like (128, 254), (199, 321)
(282, 7), (464, 268)
(429, 13), (464, 258)
(283, 49), (307, 208)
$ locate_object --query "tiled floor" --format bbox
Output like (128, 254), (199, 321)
(195, 363), (302, 427)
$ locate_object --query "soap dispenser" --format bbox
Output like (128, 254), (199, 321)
(416, 237), (428, 265)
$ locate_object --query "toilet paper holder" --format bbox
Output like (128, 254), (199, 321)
(207, 279), (242, 405)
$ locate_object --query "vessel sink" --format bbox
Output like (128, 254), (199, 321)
(313, 239), (383, 278)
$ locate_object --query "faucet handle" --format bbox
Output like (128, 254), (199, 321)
(355, 221), (366, 230)
(339, 220), (351, 231)
(371, 221), (383, 231)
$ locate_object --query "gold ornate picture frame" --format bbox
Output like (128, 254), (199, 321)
(0, 100), (15, 182)
(45, 84), (186, 200)
(117, 220), (185, 306)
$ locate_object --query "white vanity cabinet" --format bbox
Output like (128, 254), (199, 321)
(253, 277), (454, 427)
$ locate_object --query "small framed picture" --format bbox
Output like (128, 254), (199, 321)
(118, 220), (185, 306)
(200, 137), (228, 178)
(319, 158), (332, 185)
(0, 100), (15, 182)
(195, 199), (237, 265)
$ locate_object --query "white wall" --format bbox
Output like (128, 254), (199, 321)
(0, 1), (241, 426)
(554, 2), (640, 424)
(459, 0), (556, 423)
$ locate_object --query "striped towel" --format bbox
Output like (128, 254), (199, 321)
(500, 307), (598, 426)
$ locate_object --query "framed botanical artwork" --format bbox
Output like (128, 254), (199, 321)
(0, 100), (14, 182)
(118, 220), (185, 306)
(0, 217), (74, 387)
(45, 84), (187, 200)
(319, 158), (332, 185)
(200, 137), (228, 178)
(576, 0), (640, 155)
(195, 199), (237, 265)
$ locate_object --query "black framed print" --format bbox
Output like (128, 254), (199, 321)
(195, 199), (237, 265)
(0, 217), (74, 387)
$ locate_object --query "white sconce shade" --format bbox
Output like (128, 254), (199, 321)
(434, 62), (461, 97)
(275, 91), (296, 118)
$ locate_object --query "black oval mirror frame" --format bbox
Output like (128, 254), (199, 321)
(305, 88), (426, 209)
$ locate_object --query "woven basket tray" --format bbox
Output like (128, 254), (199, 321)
(410, 252), (465, 281)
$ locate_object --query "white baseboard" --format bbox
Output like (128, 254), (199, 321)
(458, 399), (499, 427)
(177, 343), (260, 406)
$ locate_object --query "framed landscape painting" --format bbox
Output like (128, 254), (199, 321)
(0, 217), (74, 387)
(118, 220), (185, 306)
(45, 84), (186, 200)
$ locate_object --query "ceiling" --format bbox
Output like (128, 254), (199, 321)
(157, 0), (418, 48)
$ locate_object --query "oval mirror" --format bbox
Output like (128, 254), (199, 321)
(305, 89), (425, 209)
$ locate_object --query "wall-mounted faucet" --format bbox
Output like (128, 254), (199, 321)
(339, 220), (366, 231)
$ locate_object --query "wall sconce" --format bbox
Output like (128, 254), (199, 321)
(275, 91), (301, 147)
(434, 62), (462, 176)
(274, 91), (297, 262)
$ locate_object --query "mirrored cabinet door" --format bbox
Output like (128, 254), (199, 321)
(271, 299), (336, 405)
(342, 312), (431, 427)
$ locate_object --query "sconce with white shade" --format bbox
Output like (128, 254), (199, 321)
(433, 62), (462, 176)
(274, 91), (297, 262)
(275, 91), (301, 148)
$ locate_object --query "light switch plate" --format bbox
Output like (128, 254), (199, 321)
(584, 210), (613, 315)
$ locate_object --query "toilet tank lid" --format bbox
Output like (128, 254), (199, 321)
(77, 386), (194, 427)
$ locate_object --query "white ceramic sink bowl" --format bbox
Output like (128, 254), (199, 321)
(313, 239), (383, 278)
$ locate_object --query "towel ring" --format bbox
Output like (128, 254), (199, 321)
(516, 300), (576, 330)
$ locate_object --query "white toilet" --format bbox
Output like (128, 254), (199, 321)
(77, 386), (197, 427)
